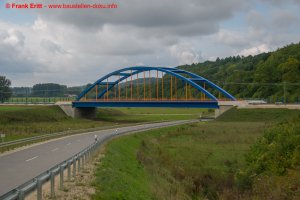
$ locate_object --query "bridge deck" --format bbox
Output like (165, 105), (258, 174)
(72, 101), (219, 108)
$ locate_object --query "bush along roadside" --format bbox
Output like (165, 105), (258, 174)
(236, 115), (300, 199)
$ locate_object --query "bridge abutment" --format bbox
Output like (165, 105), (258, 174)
(215, 105), (235, 118)
(56, 102), (97, 119)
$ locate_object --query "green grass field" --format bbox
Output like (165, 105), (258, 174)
(92, 108), (300, 200)
(96, 107), (210, 123)
(0, 106), (208, 142)
(0, 106), (112, 142)
(217, 108), (300, 122)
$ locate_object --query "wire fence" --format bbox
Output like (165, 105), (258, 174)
(1, 97), (75, 104)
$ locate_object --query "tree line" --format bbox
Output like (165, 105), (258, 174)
(11, 84), (87, 98)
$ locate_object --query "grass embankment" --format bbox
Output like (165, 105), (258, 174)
(0, 106), (113, 142)
(0, 106), (206, 142)
(97, 107), (210, 123)
(92, 108), (300, 199)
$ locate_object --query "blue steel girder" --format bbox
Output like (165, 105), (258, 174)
(76, 66), (236, 101)
(73, 101), (219, 108)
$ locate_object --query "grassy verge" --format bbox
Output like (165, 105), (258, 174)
(0, 106), (207, 142)
(92, 108), (300, 199)
(92, 134), (155, 200)
(96, 107), (211, 123)
(0, 106), (113, 142)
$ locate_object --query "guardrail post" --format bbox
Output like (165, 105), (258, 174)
(60, 165), (64, 190)
(78, 154), (81, 172)
(87, 148), (90, 160)
(37, 178), (42, 200)
(67, 161), (71, 181)
(18, 189), (25, 200)
(82, 152), (85, 169)
(50, 171), (55, 198)
(73, 156), (77, 177)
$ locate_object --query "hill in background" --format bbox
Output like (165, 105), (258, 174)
(179, 42), (300, 102)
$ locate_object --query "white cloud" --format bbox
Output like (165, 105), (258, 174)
(169, 44), (201, 65)
(238, 44), (270, 56)
(216, 29), (249, 47)
(2, 29), (25, 47)
(32, 18), (47, 31)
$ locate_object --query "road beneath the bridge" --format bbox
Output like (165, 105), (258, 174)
(0, 119), (198, 196)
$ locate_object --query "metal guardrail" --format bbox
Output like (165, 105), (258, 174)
(0, 132), (114, 200)
(0, 119), (200, 200)
(0, 120), (180, 151)
(0, 124), (130, 151)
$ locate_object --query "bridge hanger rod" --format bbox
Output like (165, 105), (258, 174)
(143, 71), (146, 101)
(162, 71), (164, 100)
(156, 70), (158, 101)
(126, 77), (128, 100)
(106, 78), (109, 101)
(118, 74), (120, 101)
(148, 70), (151, 101)
(130, 70), (133, 101)
(137, 73), (139, 100)
(170, 75), (172, 101)
(96, 84), (98, 100)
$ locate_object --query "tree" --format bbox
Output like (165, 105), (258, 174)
(0, 76), (12, 102)
(32, 83), (67, 97)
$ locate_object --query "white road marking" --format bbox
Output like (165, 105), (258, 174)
(25, 156), (38, 162)
(67, 143), (72, 146)
(51, 148), (59, 152)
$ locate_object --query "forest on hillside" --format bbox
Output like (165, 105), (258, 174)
(179, 43), (300, 103)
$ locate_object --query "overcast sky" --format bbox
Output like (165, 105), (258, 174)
(0, 0), (299, 87)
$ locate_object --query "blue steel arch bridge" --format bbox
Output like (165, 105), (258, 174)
(72, 66), (236, 109)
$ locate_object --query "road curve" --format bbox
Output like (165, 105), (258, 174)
(0, 119), (198, 196)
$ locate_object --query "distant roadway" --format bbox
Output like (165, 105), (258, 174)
(0, 119), (198, 196)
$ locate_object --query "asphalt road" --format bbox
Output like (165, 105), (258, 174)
(0, 119), (198, 196)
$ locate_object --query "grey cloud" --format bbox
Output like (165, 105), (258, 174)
(215, 6), (300, 57)
(259, 0), (300, 6)
(216, 29), (250, 48)
(0, 29), (44, 74)
(247, 9), (300, 32)
(35, 0), (242, 37)
(40, 39), (67, 54)
(271, 10), (300, 29)
(0, 44), (42, 74)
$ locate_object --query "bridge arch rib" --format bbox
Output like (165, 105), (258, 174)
(76, 66), (236, 102)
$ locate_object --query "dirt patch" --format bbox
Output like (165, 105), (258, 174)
(26, 148), (106, 200)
